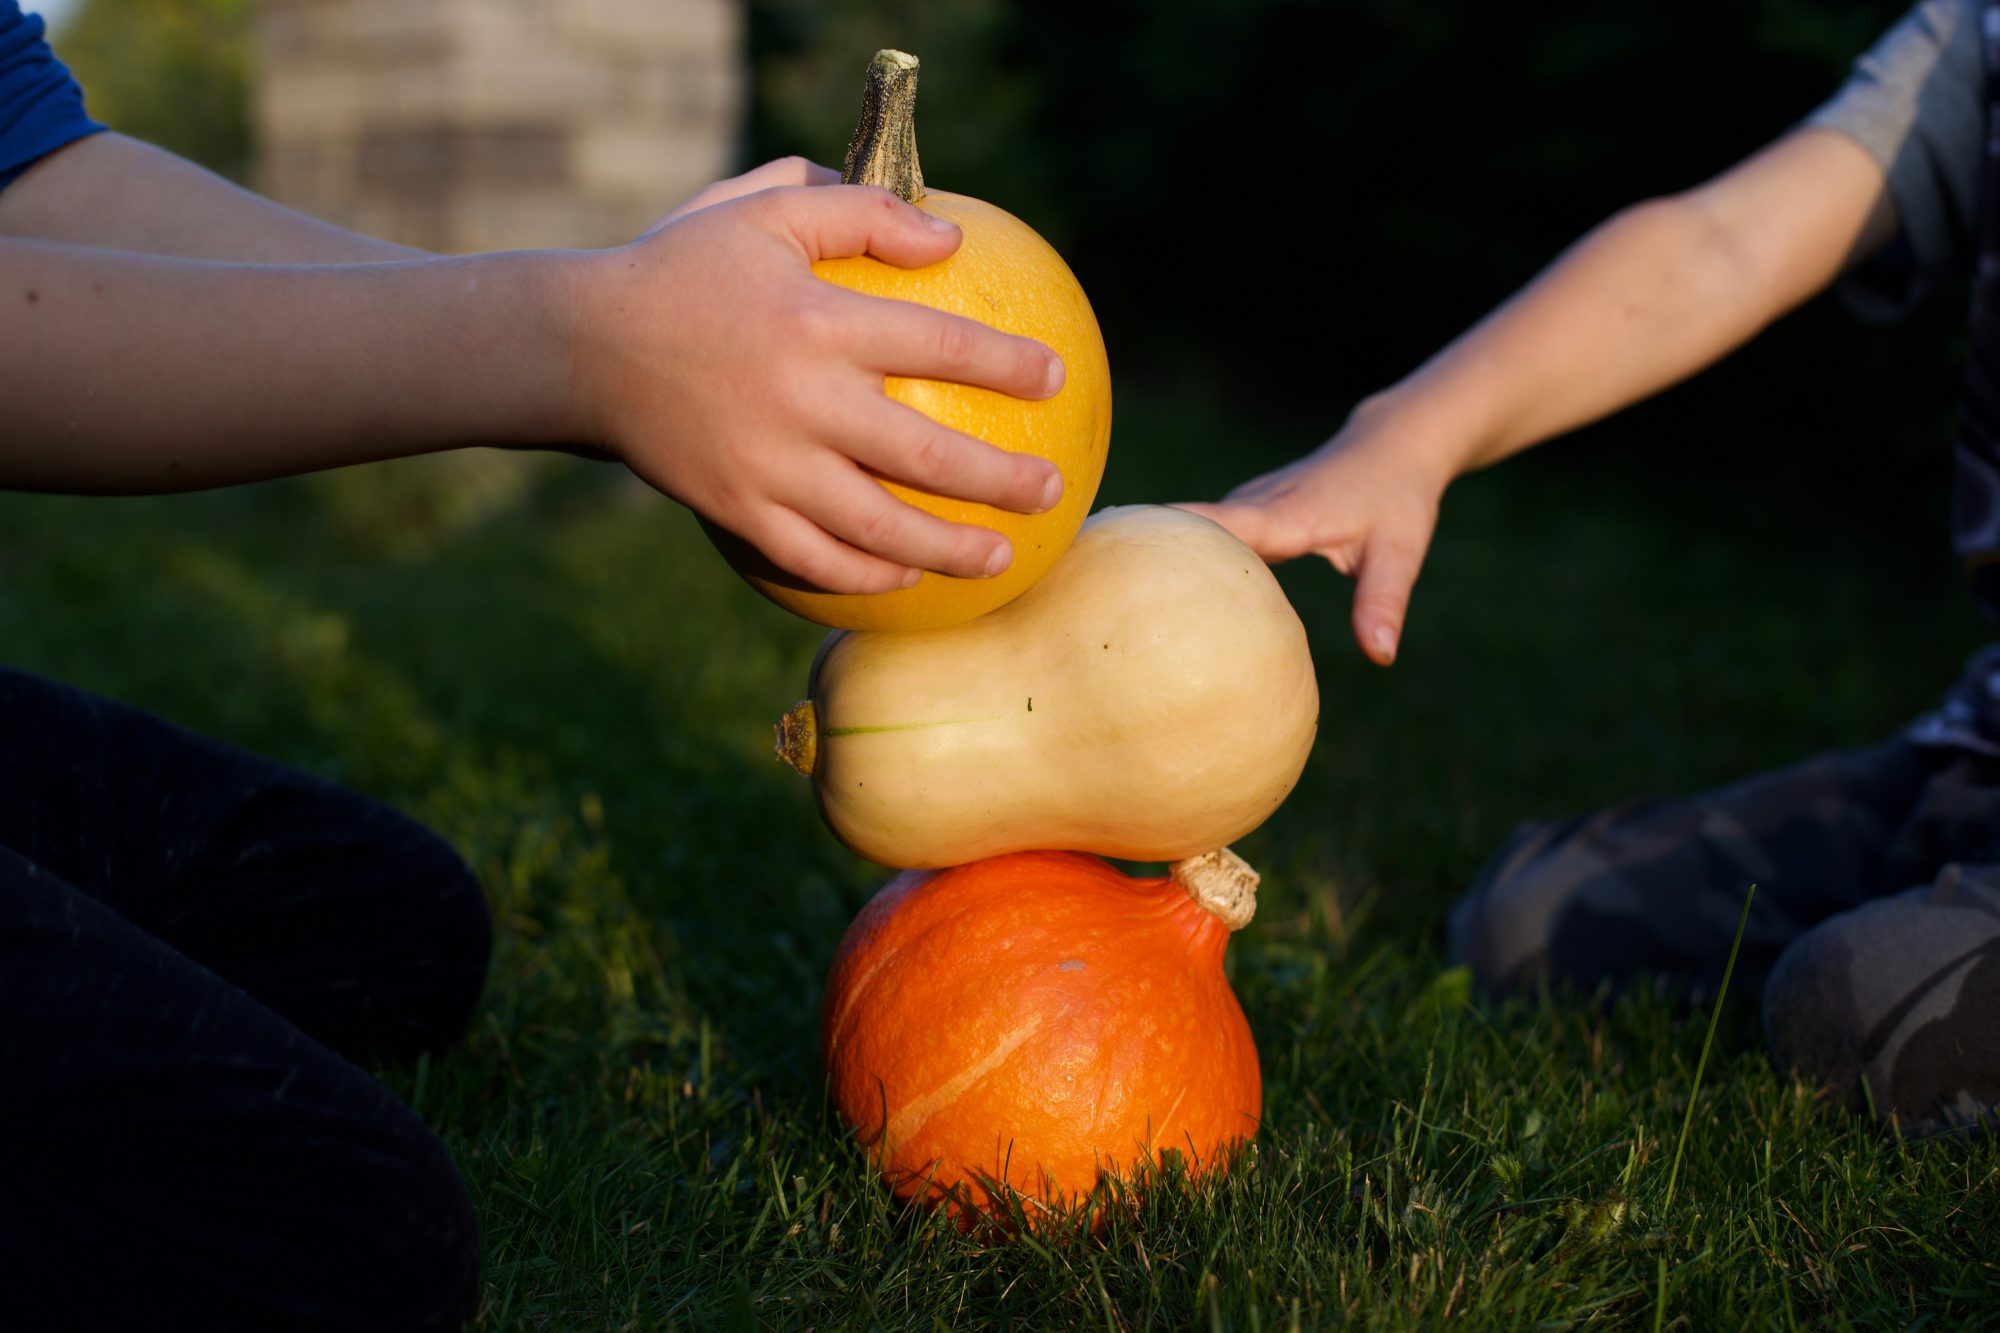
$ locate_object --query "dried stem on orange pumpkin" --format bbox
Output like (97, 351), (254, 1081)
(1169, 847), (1260, 931)
(842, 49), (926, 203)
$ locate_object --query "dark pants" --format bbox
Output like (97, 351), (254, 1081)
(1450, 668), (2000, 1136)
(0, 670), (491, 1330)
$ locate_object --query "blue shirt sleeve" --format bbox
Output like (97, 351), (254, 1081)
(0, 1), (104, 191)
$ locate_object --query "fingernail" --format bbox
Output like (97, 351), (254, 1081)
(982, 544), (1011, 578)
(1037, 469), (1064, 513)
(1371, 626), (1397, 663)
(1043, 354), (1065, 397)
(925, 213), (958, 234)
(900, 567), (922, 589)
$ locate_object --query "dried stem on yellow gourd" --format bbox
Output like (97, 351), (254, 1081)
(1169, 848), (1260, 931)
(775, 700), (819, 776)
(842, 49), (925, 203)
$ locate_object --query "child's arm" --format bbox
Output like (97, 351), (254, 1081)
(0, 131), (428, 262)
(1182, 127), (1893, 664)
(0, 132), (837, 263)
(1, 180), (1065, 595)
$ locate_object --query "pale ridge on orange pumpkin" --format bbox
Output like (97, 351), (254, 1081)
(717, 49), (1113, 632)
(821, 850), (1264, 1222)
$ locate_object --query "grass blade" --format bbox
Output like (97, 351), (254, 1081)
(1662, 882), (1757, 1215)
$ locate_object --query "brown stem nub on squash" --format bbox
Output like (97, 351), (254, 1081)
(842, 49), (925, 203)
(1169, 848), (1260, 932)
(775, 700), (819, 776)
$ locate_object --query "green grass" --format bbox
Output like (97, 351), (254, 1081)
(5, 390), (1999, 1329)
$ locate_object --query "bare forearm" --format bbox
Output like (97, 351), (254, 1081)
(3, 239), (576, 492)
(1373, 128), (1894, 475)
(1377, 197), (1778, 467)
(0, 133), (423, 262)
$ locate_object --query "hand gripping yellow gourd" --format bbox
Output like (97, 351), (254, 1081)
(717, 50), (1113, 632)
(775, 506), (1320, 869)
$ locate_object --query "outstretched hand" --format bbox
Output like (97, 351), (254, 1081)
(1177, 402), (1453, 666)
(572, 158), (1066, 596)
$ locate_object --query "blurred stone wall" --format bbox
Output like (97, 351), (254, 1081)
(255, 0), (743, 253)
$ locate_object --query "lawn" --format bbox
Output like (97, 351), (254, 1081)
(5, 385), (1998, 1329)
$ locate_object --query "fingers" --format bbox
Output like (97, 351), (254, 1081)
(846, 398), (1061, 515)
(751, 186), (1067, 402)
(721, 415), (1046, 588)
(744, 155), (842, 190)
(656, 157), (841, 229)
(796, 464), (1016, 580)
(760, 183), (965, 269)
(696, 157), (841, 202)
(1184, 491), (1432, 666)
(849, 294), (1063, 401)
(740, 504), (921, 596)
(737, 457), (1020, 588)
(1348, 527), (1429, 667)
(1171, 500), (1297, 563)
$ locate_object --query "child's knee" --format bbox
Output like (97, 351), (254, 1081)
(1764, 865), (2000, 1136)
(1448, 815), (1608, 994)
(362, 812), (493, 1055)
(1760, 914), (1872, 1115)
(343, 1120), (483, 1331)
(235, 793), (493, 1061)
(409, 834), (492, 1047)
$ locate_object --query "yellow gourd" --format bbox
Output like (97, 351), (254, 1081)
(775, 505), (1320, 869)
(715, 50), (1113, 632)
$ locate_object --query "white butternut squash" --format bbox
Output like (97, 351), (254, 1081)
(774, 505), (1319, 868)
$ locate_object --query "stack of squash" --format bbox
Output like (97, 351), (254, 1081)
(719, 51), (1319, 1229)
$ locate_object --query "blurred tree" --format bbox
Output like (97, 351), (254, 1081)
(56, 0), (253, 181)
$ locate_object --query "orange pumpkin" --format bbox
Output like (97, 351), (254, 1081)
(820, 849), (1263, 1225)
(718, 50), (1112, 633)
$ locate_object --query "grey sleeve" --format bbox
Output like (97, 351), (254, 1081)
(1805, 0), (1984, 320)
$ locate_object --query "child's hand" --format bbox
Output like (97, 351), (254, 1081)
(1178, 400), (1455, 666)
(569, 165), (1065, 596)
(643, 156), (843, 232)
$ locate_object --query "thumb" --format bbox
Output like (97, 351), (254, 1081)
(765, 183), (963, 268)
(1348, 526), (1429, 666)
(656, 156), (841, 229)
